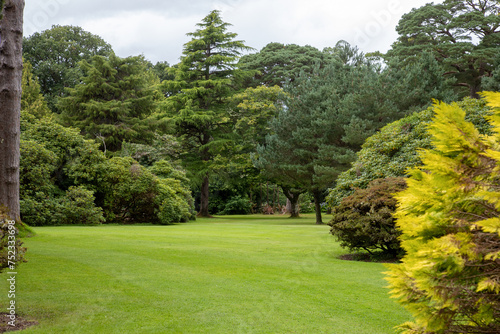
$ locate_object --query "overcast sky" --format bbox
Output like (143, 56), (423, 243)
(24, 0), (440, 65)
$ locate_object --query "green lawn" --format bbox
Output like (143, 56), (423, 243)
(1, 214), (410, 333)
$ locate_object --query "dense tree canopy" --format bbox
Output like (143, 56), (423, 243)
(257, 42), (423, 223)
(386, 93), (500, 334)
(23, 25), (113, 110)
(58, 54), (161, 152)
(388, 0), (500, 98)
(239, 42), (332, 87)
(327, 98), (493, 209)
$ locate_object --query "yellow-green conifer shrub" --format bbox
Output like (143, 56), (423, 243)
(385, 93), (500, 334)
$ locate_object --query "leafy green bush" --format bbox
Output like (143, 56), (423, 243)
(327, 98), (492, 209)
(151, 160), (195, 224)
(220, 196), (252, 215)
(155, 181), (191, 225)
(298, 193), (315, 214)
(20, 111), (106, 226)
(96, 157), (158, 223)
(95, 158), (194, 225)
(329, 177), (406, 257)
(385, 94), (500, 334)
(56, 186), (105, 225)
(19, 138), (60, 226)
(20, 116), (194, 226)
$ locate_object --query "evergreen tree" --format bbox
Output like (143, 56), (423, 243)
(257, 45), (406, 224)
(257, 65), (353, 224)
(239, 42), (332, 87)
(162, 10), (252, 217)
(388, 0), (500, 98)
(59, 54), (161, 152)
(386, 93), (500, 334)
(327, 98), (493, 209)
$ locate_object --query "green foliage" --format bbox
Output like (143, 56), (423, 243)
(162, 10), (253, 216)
(21, 59), (52, 119)
(385, 93), (500, 334)
(482, 52), (500, 92)
(384, 52), (459, 111)
(219, 196), (252, 215)
(239, 42), (333, 87)
(22, 25), (113, 110)
(20, 116), (107, 226)
(95, 157), (193, 225)
(327, 98), (493, 208)
(20, 96), (193, 226)
(96, 157), (158, 223)
(56, 186), (105, 225)
(155, 182), (192, 225)
(387, 0), (500, 98)
(19, 138), (60, 226)
(229, 85), (283, 150)
(58, 54), (161, 152)
(19, 64), (193, 226)
(150, 159), (195, 224)
(121, 134), (182, 167)
(19, 63), (106, 226)
(21, 110), (106, 188)
(148, 60), (175, 82)
(257, 43), (411, 223)
(329, 177), (406, 257)
(298, 193), (316, 214)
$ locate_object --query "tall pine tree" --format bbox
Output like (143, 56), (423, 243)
(163, 10), (252, 217)
(59, 54), (160, 152)
(257, 43), (405, 224)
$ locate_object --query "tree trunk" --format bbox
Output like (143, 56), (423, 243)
(0, 0), (24, 221)
(312, 190), (323, 225)
(272, 184), (276, 211)
(470, 84), (480, 99)
(197, 174), (211, 217)
(266, 181), (269, 207)
(282, 186), (302, 218)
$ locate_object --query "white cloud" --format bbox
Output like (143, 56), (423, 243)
(23, 0), (442, 64)
(81, 10), (197, 64)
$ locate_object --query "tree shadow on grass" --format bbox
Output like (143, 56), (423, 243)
(339, 252), (401, 263)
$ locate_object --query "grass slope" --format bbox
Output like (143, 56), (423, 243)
(1, 214), (410, 333)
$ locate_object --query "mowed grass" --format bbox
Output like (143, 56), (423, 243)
(1, 214), (410, 333)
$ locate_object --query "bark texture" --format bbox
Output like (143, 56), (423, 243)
(282, 186), (302, 218)
(197, 174), (211, 217)
(0, 0), (24, 220)
(312, 189), (323, 225)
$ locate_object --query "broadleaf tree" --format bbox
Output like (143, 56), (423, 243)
(22, 25), (113, 110)
(162, 10), (253, 217)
